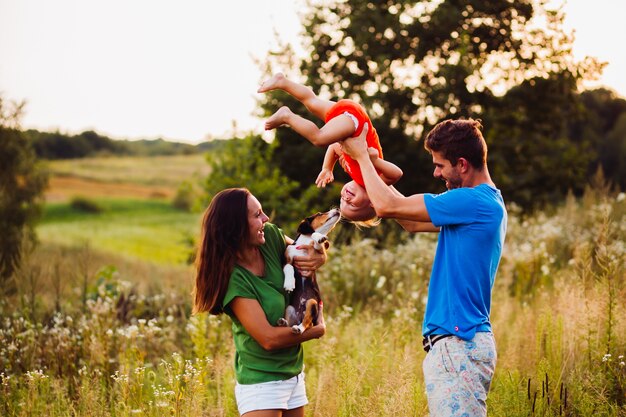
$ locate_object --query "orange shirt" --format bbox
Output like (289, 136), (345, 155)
(324, 99), (382, 187)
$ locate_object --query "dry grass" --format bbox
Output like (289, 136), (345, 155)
(44, 154), (210, 202)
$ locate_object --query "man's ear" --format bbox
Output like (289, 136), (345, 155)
(458, 157), (470, 173)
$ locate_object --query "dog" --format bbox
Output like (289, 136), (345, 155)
(278, 208), (341, 334)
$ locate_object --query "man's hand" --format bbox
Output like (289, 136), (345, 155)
(292, 243), (328, 277)
(341, 122), (369, 160)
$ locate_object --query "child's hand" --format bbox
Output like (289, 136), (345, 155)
(368, 147), (380, 162)
(315, 169), (334, 188)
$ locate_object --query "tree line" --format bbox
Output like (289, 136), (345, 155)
(24, 129), (224, 159)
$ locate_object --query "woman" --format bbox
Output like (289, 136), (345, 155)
(193, 188), (327, 417)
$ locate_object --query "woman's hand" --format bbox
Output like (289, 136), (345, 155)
(292, 244), (328, 277)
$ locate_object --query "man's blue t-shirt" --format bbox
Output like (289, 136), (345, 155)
(423, 183), (507, 341)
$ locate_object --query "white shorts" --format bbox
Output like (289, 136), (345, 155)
(234, 372), (308, 415)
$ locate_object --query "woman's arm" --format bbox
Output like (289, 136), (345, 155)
(230, 297), (326, 351)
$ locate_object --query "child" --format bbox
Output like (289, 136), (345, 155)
(258, 73), (403, 224)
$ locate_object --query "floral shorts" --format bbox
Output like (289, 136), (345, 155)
(423, 332), (496, 417)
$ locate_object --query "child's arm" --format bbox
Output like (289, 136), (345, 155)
(368, 148), (403, 185)
(315, 143), (342, 188)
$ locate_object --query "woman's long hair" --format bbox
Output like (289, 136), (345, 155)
(193, 188), (251, 315)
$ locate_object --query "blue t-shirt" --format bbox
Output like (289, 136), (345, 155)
(423, 183), (507, 340)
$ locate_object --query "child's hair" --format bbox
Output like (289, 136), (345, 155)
(350, 216), (382, 229)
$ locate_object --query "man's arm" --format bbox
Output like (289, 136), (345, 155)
(388, 186), (439, 232)
(342, 123), (432, 223)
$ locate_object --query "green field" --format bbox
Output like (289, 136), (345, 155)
(39, 199), (202, 265)
(37, 154), (208, 266)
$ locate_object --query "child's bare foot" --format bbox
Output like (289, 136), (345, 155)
(258, 73), (286, 93)
(265, 106), (292, 130)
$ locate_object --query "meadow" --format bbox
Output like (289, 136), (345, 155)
(1, 155), (625, 416)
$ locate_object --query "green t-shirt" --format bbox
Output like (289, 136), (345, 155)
(222, 223), (304, 384)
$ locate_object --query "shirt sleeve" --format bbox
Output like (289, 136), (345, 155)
(223, 271), (256, 315)
(423, 188), (479, 227)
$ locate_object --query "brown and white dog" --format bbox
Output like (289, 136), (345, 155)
(278, 208), (341, 334)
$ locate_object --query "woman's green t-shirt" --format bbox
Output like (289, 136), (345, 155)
(222, 223), (303, 384)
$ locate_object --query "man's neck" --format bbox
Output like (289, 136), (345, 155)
(464, 166), (495, 188)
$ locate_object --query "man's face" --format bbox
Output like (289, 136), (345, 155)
(431, 151), (462, 190)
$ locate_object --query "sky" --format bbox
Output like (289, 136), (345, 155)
(1, 0), (625, 144)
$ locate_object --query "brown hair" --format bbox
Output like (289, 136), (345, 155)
(193, 188), (251, 315)
(424, 118), (487, 170)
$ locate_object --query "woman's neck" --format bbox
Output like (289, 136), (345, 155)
(237, 245), (265, 276)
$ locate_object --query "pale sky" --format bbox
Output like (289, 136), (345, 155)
(1, 0), (625, 143)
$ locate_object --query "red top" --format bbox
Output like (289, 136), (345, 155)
(324, 99), (382, 187)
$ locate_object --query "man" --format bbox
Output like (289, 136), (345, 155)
(342, 119), (507, 416)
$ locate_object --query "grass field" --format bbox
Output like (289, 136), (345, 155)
(39, 199), (202, 265)
(4, 156), (624, 416)
(43, 154), (210, 202)
(38, 154), (208, 266)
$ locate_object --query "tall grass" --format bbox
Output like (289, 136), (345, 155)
(2, 188), (625, 416)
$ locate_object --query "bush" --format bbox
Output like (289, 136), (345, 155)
(69, 196), (103, 213)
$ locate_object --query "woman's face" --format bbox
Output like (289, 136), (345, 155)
(246, 194), (270, 246)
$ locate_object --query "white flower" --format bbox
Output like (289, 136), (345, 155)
(376, 275), (387, 289)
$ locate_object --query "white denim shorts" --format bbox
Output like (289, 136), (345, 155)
(234, 371), (308, 415)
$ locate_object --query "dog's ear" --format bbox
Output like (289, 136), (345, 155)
(297, 219), (316, 235)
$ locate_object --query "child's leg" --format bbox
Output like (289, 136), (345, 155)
(258, 73), (334, 120)
(265, 107), (356, 147)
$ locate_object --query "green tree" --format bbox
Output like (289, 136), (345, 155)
(200, 134), (338, 232)
(259, 0), (603, 209)
(575, 88), (626, 190)
(0, 98), (48, 292)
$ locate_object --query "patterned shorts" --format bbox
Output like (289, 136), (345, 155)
(423, 332), (496, 417)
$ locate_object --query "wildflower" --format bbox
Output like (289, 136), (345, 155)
(376, 275), (387, 289)
(602, 353), (612, 362)
(617, 192), (625, 202)
(25, 369), (47, 381)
